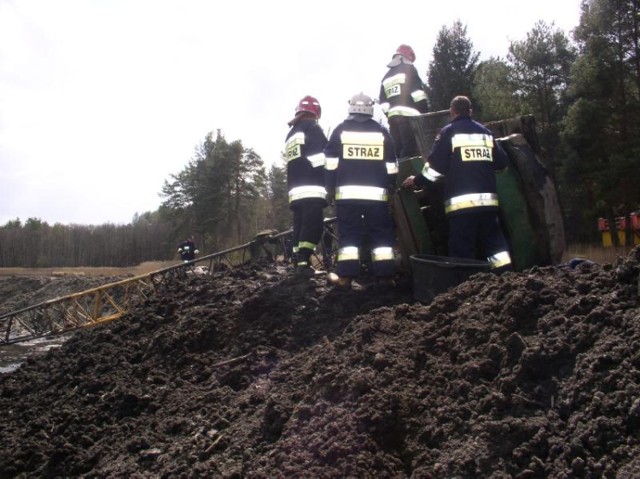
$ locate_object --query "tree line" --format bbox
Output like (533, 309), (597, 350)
(0, 216), (173, 268)
(0, 131), (293, 268)
(426, 1), (640, 243)
(1, 0), (637, 267)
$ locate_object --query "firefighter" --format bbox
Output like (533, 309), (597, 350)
(402, 95), (513, 273)
(177, 235), (199, 262)
(324, 92), (398, 289)
(284, 95), (328, 278)
(378, 44), (429, 160)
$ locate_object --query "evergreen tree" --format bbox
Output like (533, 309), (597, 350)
(228, 145), (266, 243)
(561, 0), (640, 241)
(507, 21), (576, 128)
(159, 130), (266, 250)
(426, 20), (479, 110)
(266, 161), (290, 232)
(504, 20), (577, 179)
(472, 57), (519, 122)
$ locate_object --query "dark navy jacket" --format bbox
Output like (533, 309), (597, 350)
(178, 240), (197, 261)
(416, 115), (508, 216)
(379, 61), (429, 118)
(324, 117), (397, 204)
(284, 119), (328, 207)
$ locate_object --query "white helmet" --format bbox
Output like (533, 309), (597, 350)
(348, 92), (374, 116)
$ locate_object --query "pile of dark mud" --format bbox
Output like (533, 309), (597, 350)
(0, 275), (128, 374)
(0, 275), (124, 312)
(1, 249), (640, 478)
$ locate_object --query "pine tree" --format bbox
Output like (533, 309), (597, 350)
(426, 20), (479, 110)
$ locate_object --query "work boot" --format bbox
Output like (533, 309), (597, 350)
(327, 272), (352, 289)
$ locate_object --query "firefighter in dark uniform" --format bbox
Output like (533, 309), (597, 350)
(379, 44), (429, 160)
(177, 236), (199, 262)
(403, 95), (513, 273)
(324, 92), (398, 289)
(284, 95), (328, 277)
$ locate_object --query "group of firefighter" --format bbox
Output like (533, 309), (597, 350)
(284, 43), (513, 290)
(180, 44), (513, 288)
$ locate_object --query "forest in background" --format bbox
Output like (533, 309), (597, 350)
(1, 0), (638, 267)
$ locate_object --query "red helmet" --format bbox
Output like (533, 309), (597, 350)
(294, 95), (321, 119)
(288, 95), (321, 126)
(395, 44), (416, 63)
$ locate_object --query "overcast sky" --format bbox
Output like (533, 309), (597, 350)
(0, 0), (582, 226)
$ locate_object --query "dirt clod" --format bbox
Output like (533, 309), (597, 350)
(1, 250), (640, 477)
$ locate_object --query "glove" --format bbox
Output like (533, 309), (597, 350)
(402, 176), (416, 189)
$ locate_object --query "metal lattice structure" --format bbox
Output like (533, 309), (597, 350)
(0, 218), (338, 346)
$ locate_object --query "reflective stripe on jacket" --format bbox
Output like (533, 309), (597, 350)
(379, 63), (428, 118)
(423, 115), (508, 216)
(288, 185), (328, 203)
(323, 118), (397, 204)
(284, 119), (328, 205)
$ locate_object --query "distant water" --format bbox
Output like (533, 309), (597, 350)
(0, 335), (70, 374)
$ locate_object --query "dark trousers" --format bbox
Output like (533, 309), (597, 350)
(448, 211), (512, 272)
(389, 116), (419, 159)
(292, 201), (324, 266)
(336, 202), (395, 278)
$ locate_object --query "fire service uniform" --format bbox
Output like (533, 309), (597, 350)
(324, 93), (398, 288)
(178, 236), (198, 262)
(412, 96), (512, 272)
(379, 44), (429, 159)
(284, 95), (328, 276)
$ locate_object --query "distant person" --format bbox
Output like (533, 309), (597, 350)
(283, 95), (328, 278)
(402, 95), (512, 273)
(178, 235), (199, 262)
(324, 92), (398, 289)
(378, 44), (429, 160)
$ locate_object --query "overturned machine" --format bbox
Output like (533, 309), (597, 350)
(393, 110), (566, 274)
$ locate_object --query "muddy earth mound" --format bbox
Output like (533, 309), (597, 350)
(0, 275), (128, 372)
(0, 275), (125, 313)
(1, 250), (640, 478)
